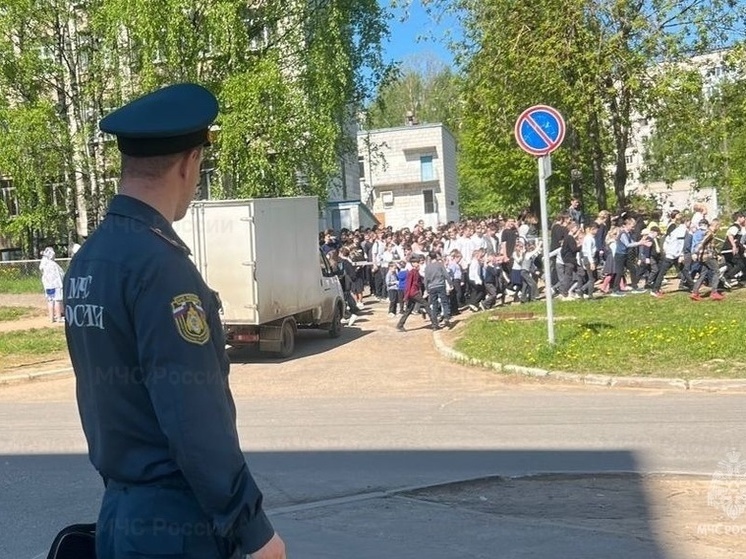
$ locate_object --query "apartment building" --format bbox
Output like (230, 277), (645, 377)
(356, 123), (459, 231)
(622, 49), (733, 216)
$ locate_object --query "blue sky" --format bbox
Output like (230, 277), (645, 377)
(381, 1), (463, 69)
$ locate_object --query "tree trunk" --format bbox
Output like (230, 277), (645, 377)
(588, 110), (607, 210)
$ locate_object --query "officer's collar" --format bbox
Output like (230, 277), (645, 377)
(108, 194), (172, 229)
(107, 195), (190, 254)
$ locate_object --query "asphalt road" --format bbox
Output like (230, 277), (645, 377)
(1, 302), (745, 558)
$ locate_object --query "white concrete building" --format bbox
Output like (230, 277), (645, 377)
(357, 123), (459, 230)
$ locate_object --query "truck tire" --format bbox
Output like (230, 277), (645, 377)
(278, 319), (296, 358)
(328, 304), (343, 338)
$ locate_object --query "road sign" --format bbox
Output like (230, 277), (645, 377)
(514, 105), (566, 157)
(512, 104), (567, 345)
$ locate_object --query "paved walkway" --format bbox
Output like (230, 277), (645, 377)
(2, 296), (745, 558)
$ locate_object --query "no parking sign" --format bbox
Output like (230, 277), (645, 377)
(514, 105), (566, 156)
(514, 105), (567, 344)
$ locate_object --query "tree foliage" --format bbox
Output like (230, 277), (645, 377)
(0, 0), (389, 254)
(644, 48), (746, 213)
(365, 54), (462, 135)
(409, 0), (746, 218)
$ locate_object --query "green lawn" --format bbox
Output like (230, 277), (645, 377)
(0, 328), (68, 369)
(0, 276), (43, 294)
(455, 288), (746, 379)
(0, 306), (43, 321)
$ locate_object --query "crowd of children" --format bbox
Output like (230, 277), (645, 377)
(319, 203), (746, 330)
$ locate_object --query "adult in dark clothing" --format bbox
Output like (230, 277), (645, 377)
(559, 222), (580, 298)
(501, 218), (519, 257)
(550, 212), (570, 291)
(64, 84), (285, 559)
(321, 231), (338, 255)
(336, 247), (362, 322)
(397, 258), (427, 332)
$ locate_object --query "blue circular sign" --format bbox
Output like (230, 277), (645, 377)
(514, 105), (566, 156)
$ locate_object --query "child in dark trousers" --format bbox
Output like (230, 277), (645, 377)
(396, 261), (408, 314)
(397, 258), (427, 332)
(385, 262), (400, 316)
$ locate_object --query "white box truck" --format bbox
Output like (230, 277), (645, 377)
(172, 196), (345, 357)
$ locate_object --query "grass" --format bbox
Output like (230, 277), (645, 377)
(0, 328), (68, 371)
(454, 288), (746, 379)
(0, 306), (43, 321)
(0, 275), (44, 294)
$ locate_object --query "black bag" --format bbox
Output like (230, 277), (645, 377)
(47, 524), (96, 559)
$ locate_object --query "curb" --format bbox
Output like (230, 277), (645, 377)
(432, 330), (746, 392)
(0, 367), (73, 386)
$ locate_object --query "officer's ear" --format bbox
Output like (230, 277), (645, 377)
(177, 148), (202, 179)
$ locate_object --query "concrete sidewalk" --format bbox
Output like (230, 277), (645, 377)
(268, 473), (738, 559)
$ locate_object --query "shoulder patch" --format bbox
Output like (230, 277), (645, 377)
(171, 293), (210, 345)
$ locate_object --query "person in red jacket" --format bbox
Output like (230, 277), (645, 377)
(396, 257), (427, 332)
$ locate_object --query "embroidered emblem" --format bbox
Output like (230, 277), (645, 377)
(171, 293), (210, 345)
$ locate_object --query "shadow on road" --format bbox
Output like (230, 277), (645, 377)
(227, 322), (373, 364)
(2, 449), (672, 559)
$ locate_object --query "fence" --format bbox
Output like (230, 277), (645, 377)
(0, 259), (72, 294)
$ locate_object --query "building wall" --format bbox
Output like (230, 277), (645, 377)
(357, 123), (459, 230)
(327, 108), (362, 203)
(635, 179), (719, 219)
(440, 127), (460, 223)
(622, 49), (732, 210)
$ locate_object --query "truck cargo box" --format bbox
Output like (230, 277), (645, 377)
(173, 197), (330, 326)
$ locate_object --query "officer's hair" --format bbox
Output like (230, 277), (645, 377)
(121, 152), (188, 180)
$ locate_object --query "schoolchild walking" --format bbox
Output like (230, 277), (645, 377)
(385, 261), (400, 316)
(424, 252), (452, 329)
(396, 260), (408, 314)
(397, 257), (428, 332)
(690, 219), (724, 301)
(446, 250), (464, 313)
(579, 223), (598, 299)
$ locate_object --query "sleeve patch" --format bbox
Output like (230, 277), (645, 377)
(171, 293), (210, 345)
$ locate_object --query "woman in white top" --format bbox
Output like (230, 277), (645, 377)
(39, 247), (65, 322)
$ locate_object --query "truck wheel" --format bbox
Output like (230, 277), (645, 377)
(328, 305), (343, 338)
(278, 319), (295, 358)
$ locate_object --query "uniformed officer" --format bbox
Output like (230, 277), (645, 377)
(64, 83), (286, 559)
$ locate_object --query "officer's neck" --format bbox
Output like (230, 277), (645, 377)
(119, 179), (181, 224)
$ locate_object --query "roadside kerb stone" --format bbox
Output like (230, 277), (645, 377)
(502, 364), (548, 378)
(688, 378), (746, 392)
(432, 330), (746, 392)
(0, 367), (73, 386)
(609, 376), (688, 391)
(580, 373), (613, 386)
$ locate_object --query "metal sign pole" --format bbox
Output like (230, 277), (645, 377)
(538, 155), (555, 345)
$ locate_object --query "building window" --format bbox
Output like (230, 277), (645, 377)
(420, 155), (434, 181)
(0, 180), (19, 216)
(241, 7), (274, 52)
(358, 156), (365, 180)
(423, 189), (435, 214)
(47, 181), (66, 208)
(381, 191), (394, 208)
(625, 154), (634, 165)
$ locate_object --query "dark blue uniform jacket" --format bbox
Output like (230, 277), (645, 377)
(64, 194), (273, 555)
